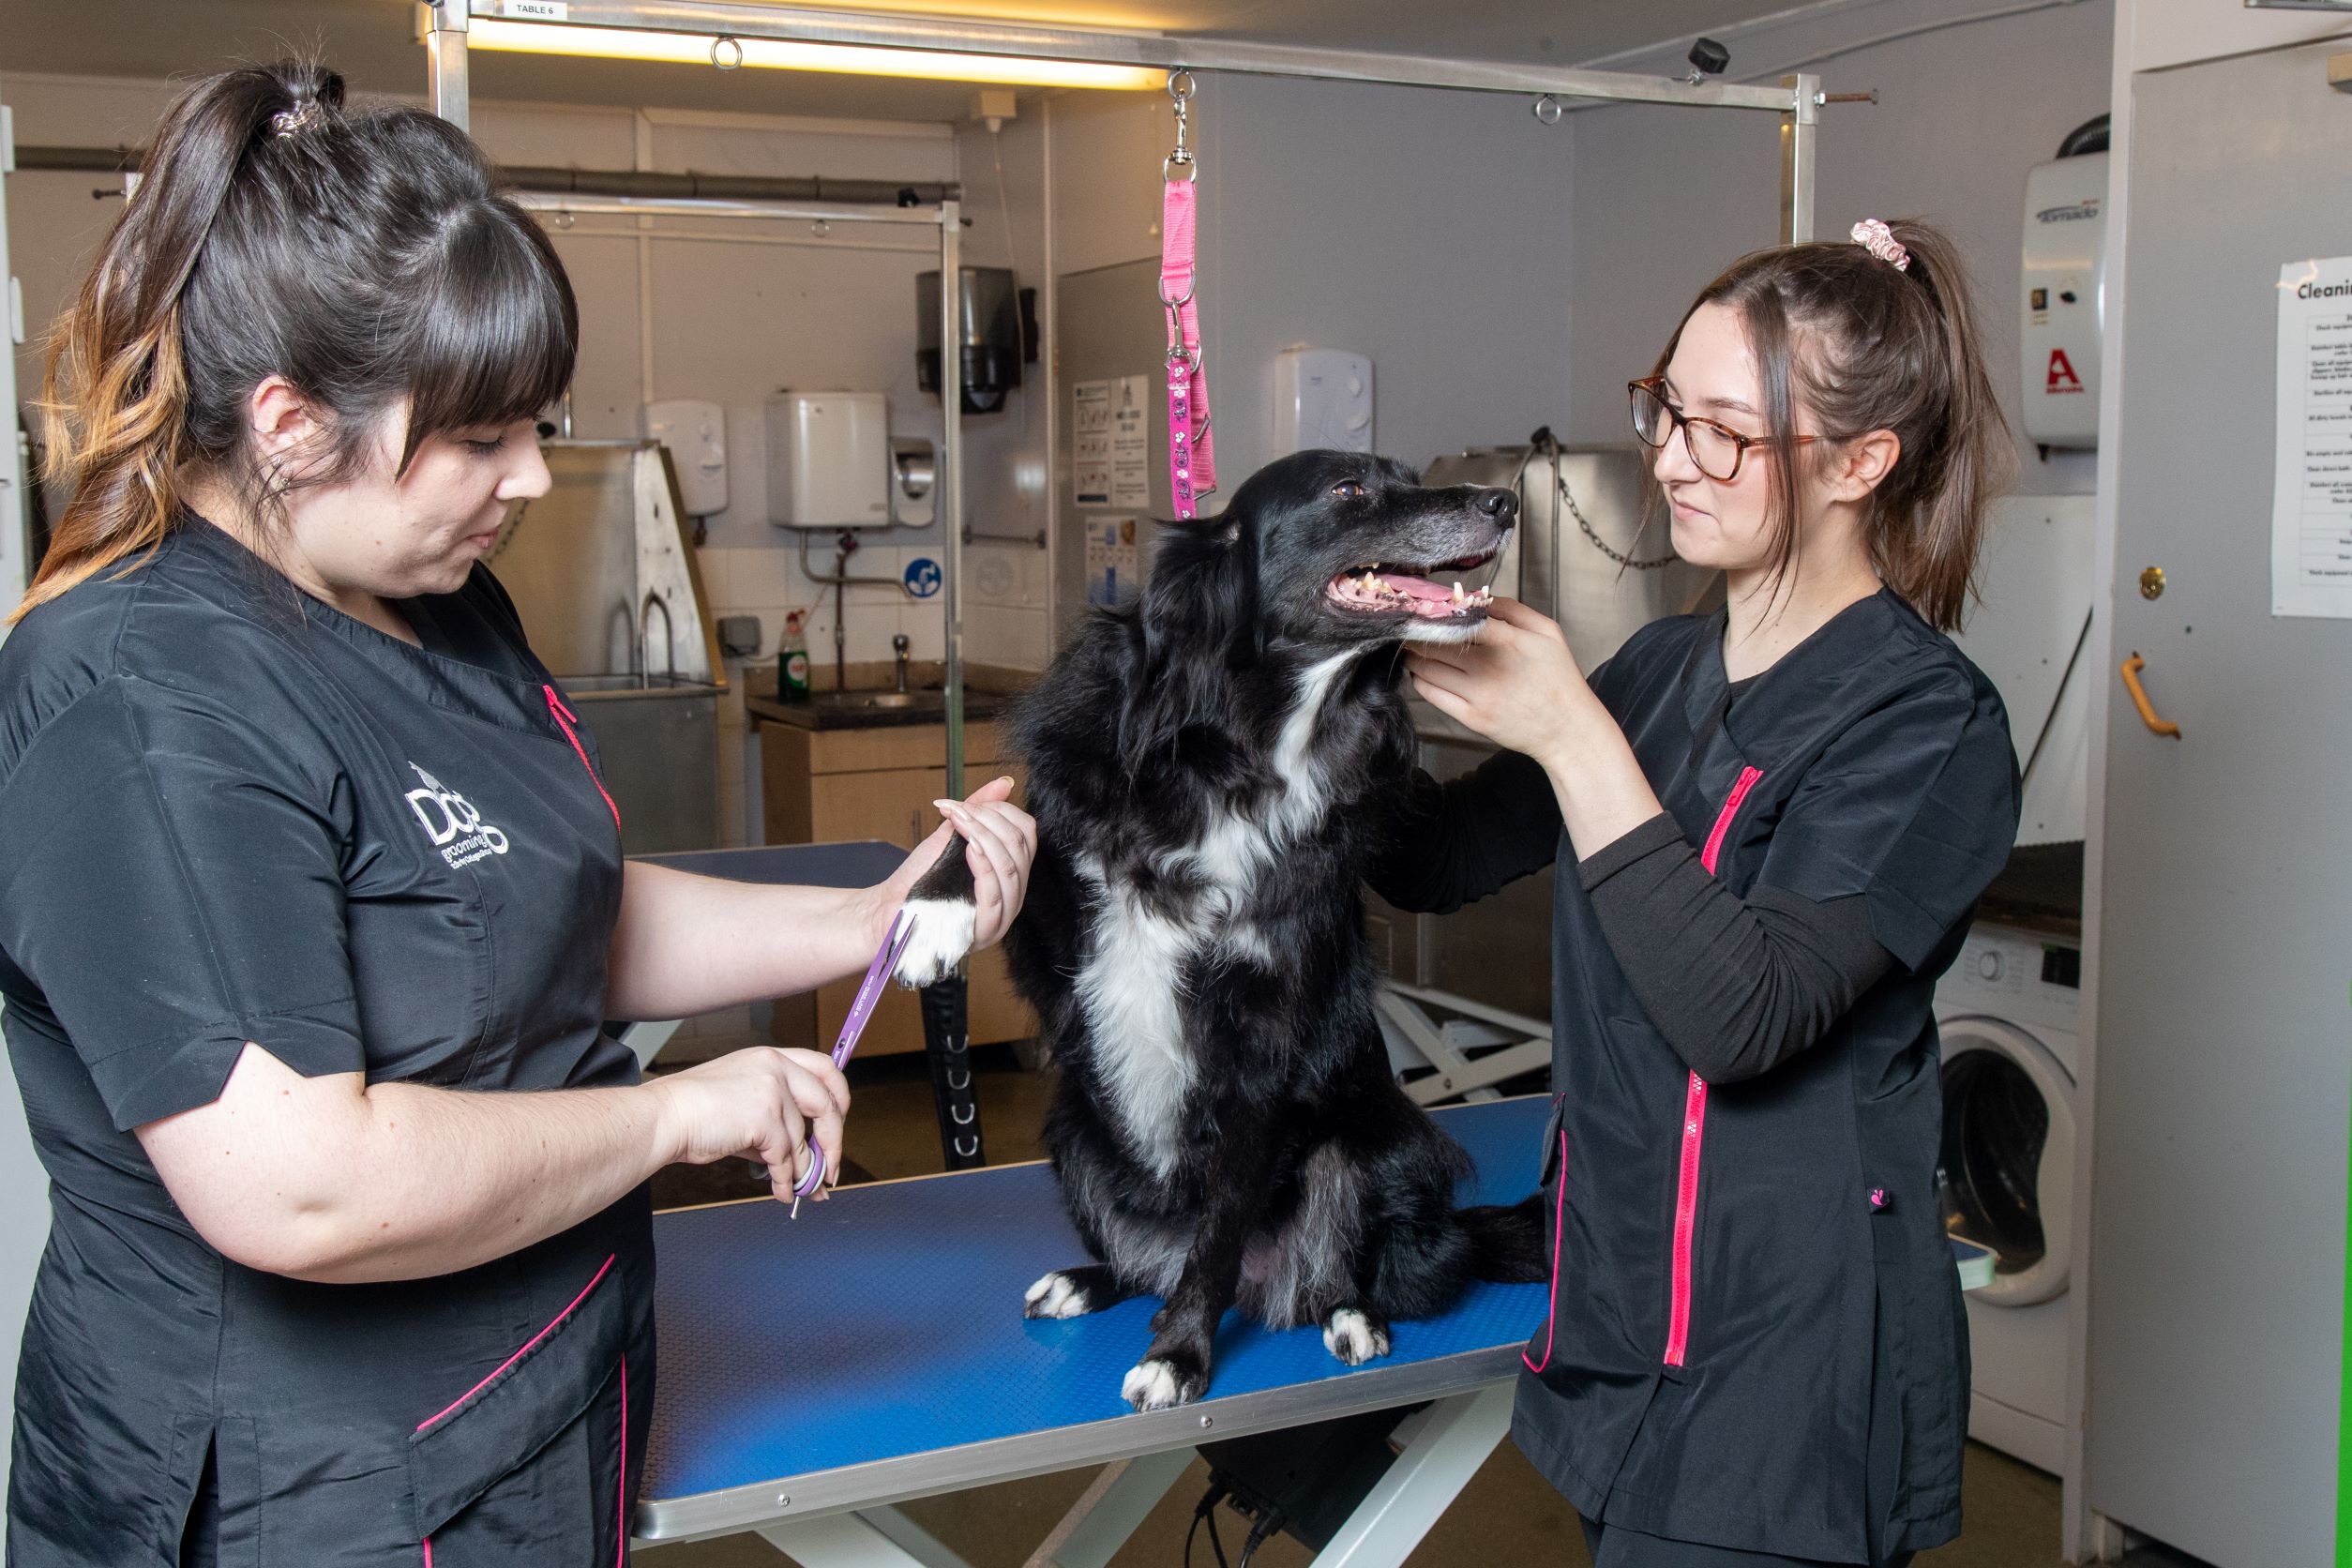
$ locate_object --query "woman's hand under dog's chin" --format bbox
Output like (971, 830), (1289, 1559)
(1404, 597), (1603, 761)
(1405, 598), (1666, 859)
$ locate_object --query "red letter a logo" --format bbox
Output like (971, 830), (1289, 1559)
(2046, 349), (2083, 392)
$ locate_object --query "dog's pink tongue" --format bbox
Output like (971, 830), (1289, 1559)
(1382, 573), (1472, 618)
(1384, 572), (1455, 605)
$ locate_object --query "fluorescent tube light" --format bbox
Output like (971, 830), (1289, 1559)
(466, 17), (1163, 90)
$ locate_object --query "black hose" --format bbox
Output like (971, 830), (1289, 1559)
(2056, 113), (2109, 158)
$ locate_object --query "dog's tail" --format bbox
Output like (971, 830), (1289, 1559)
(1457, 1195), (1547, 1284)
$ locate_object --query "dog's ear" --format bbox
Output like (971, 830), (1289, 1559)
(1120, 505), (1260, 763)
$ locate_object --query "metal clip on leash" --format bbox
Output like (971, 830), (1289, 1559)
(1161, 70), (1216, 520)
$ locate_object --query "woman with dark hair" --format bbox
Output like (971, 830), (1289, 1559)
(1380, 219), (2021, 1567)
(0, 63), (1034, 1566)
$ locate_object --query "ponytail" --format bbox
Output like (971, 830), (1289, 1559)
(27, 65), (339, 619)
(1871, 220), (2009, 632)
(21, 60), (575, 623)
(1652, 217), (2013, 632)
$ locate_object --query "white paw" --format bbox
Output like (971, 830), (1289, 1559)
(892, 897), (977, 988)
(1023, 1271), (1092, 1319)
(1321, 1308), (1392, 1366)
(1121, 1358), (1187, 1412)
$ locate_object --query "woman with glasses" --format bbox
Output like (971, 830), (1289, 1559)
(1374, 219), (2019, 1568)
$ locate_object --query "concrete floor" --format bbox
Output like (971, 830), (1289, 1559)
(641, 1048), (2080, 1568)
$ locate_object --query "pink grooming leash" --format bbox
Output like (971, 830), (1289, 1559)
(1161, 71), (1216, 520)
(790, 909), (916, 1216)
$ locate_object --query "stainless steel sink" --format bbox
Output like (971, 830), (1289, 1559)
(816, 689), (945, 712)
(565, 672), (725, 698)
(545, 674), (723, 855)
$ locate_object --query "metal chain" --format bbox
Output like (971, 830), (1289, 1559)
(1549, 440), (1677, 570)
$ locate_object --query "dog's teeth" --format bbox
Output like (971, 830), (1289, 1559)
(1452, 580), (1464, 603)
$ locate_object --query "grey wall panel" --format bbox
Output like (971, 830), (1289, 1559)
(1052, 258), (1171, 633)
(2089, 38), (2352, 1567)
(1563, 0), (2114, 501)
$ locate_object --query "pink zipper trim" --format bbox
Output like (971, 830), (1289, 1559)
(1522, 1126), (1571, 1374)
(1664, 764), (1763, 1368)
(1664, 1071), (1709, 1366)
(1698, 765), (1762, 877)
(416, 1253), (617, 1433)
(543, 686), (622, 832)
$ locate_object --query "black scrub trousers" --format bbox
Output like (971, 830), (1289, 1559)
(0, 520), (653, 1567)
(1380, 590), (2018, 1567)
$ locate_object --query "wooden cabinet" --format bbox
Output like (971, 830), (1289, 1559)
(758, 716), (1034, 1057)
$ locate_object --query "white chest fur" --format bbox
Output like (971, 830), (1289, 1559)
(1071, 653), (1359, 1178)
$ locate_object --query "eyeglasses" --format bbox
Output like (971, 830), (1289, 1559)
(1627, 377), (1815, 483)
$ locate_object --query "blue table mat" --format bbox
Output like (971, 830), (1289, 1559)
(641, 1096), (1553, 1503)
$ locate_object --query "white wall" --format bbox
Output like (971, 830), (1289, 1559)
(1563, 0), (2116, 499)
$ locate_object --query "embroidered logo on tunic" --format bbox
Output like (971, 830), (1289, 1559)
(405, 763), (511, 868)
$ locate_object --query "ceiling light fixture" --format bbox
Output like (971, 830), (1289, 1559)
(464, 17), (1163, 91)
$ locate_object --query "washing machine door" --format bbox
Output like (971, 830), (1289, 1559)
(1938, 1015), (2075, 1306)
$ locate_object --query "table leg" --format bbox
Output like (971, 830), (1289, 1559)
(1304, 1383), (1513, 1568)
(756, 1505), (973, 1568)
(1018, 1446), (1199, 1568)
(917, 976), (985, 1170)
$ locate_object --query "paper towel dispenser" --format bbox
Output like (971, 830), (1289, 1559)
(917, 266), (1024, 414)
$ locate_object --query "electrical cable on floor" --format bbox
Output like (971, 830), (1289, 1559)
(1185, 1483), (1233, 1568)
(1234, 1510), (1281, 1568)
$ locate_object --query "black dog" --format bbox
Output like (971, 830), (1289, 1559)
(896, 449), (1544, 1410)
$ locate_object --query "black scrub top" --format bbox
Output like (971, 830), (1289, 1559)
(0, 519), (652, 1567)
(1385, 589), (2017, 1564)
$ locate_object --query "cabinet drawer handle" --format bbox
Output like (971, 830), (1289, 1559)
(2119, 653), (2180, 739)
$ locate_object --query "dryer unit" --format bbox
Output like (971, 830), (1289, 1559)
(1935, 922), (2080, 1474)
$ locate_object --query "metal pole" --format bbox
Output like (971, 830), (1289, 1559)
(509, 2), (1802, 113)
(427, 2), (472, 131)
(509, 193), (938, 226)
(1779, 74), (1819, 246)
(939, 202), (965, 802)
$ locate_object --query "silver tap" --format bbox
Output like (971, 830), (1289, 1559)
(892, 633), (911, 695)
(638, 592), (676, 686)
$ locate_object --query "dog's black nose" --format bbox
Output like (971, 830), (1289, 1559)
(1477, 488), (1519, 521)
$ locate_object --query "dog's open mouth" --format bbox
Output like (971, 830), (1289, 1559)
(1325, 552), (1499, 620)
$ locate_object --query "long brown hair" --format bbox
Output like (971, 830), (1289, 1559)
(23, 61), (577, 621)
(1651, 219), (2012, 631)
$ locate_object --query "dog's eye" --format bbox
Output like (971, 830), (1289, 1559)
(1330, 480), (1366, 499)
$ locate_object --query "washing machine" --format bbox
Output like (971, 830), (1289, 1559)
(1935, 920), (2081, 1475)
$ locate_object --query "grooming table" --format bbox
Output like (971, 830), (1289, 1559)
(636, 1095), (2001, 1565)
(637, 1096), (1551, 1566)
(623, 841), (985, 1171)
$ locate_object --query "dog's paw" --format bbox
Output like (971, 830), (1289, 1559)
(1023, 1270), (1097, 1320)
(1321, 1307), (1393, 1366)
(892, 896), (977, 988)
(1120, 1356), (1205, 1412)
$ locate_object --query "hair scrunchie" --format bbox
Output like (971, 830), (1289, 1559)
(1850, 218), (1910, 272)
